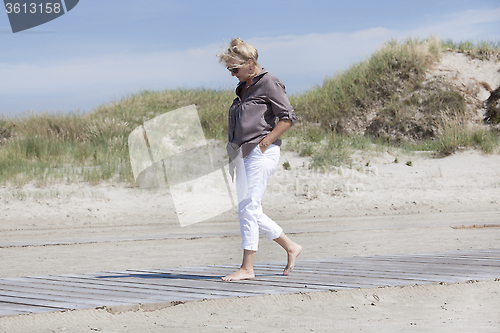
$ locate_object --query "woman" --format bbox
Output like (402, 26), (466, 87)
(218, 38), (302, 281)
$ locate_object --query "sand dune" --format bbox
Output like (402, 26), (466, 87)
(1, 52), (499, 332)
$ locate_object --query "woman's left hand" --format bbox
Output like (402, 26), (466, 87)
(259, 140), (270, 153)
(259, 119), (292, 153)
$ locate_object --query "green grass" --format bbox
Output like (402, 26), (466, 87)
(1, 36), (499, 186)
(290, 36), (442, 130)
(442, 39), (500, 60)
(415, 117), (500, 156)
(289, 36), (474, 145)
(0, 89), (233, 186)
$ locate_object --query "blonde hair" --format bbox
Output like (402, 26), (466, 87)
(217, 38), (260, 68)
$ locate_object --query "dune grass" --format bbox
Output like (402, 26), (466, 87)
(291, 36), (442, 128)
(0, 111), (132, 186)
(1, 36), (499, 186)
(415, 112), (500, 156)
(442, 39), (500, 61)
(0, 89), (233, 186)
(282, 36), (499, 169)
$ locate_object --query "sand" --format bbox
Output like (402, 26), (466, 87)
(1, 52), (500, 332)
(1, 148), (499, 332)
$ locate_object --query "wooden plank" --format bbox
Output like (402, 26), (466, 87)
(7, 275), (208, 300)
(103, 274), (311, 295)
(0, 305), (31, 315)
(282, 262), (499, 278)
(282, 256), (500, 265)
(291, 267), (496, 282)
(0, 302), (64, 314)
(26, 276), (224, 301)
(317, 251), (500, 262)
(311, 255), (497, 265)
(0, 283), (196, 306)
(182, 266), (391, 288)
(96, 270), (278, 294)
(355, 252), (500, 260)
(4, 279), (217, 298)
(304, 260), (500, 275)
(326, 260), (500, 271)
(54, 273), (269, 300)
(0, 301), (71, 316)
(0, 289), (131, 308)
(224, 263), (496, 285)
(240, 262), (477, 280)
(131, 269), (336, 292)
(64, 273), (260, 298)
(313, 268), (499, 281)
(0, 303), (71, 316)
(365, 257), (500, 267)
(0, 294), (82, 310)
(254, 267), (463, 283)
(104, 268), (300, 289)
(140, 267), (354, 288)
(1, 249), (499, 317)
(153, 263), (483, 286)
(0, 309), (31, 316)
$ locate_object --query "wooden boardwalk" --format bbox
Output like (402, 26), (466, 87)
(1, 249), (499, 317)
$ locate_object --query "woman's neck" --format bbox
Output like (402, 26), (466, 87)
(245, 66), (262, 86)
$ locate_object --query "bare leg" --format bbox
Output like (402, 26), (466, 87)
(221, 249), (256, 281)
(274, 233), (302, 275)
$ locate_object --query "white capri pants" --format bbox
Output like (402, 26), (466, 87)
(236, 143), (283, 251)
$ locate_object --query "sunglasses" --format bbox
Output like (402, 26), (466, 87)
(226, 66), (240, 74)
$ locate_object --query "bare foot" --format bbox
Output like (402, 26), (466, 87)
(221, 268), (255, 281)
(283, 244), (302, 275)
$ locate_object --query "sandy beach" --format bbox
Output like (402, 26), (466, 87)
(1, 51), (500, 332)
(1, 147), (500, 332)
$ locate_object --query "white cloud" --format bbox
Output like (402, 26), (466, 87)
(0, 43), (230, 95)
(1, 6), (499, 115)
(249, 27), (393, 77)
(449, 7), (500, 26)
(0, 27), (394, 104)
(406, 7), (500, 41)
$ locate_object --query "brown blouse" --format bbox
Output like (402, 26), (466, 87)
(228, 69), (298, 158)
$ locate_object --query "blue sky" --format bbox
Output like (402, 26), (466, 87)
(1, 0), (499, 117)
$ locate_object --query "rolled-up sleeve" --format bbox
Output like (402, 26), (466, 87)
(266, 79), (298, 125)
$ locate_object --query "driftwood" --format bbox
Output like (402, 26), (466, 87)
(484, 85), (500, 124)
